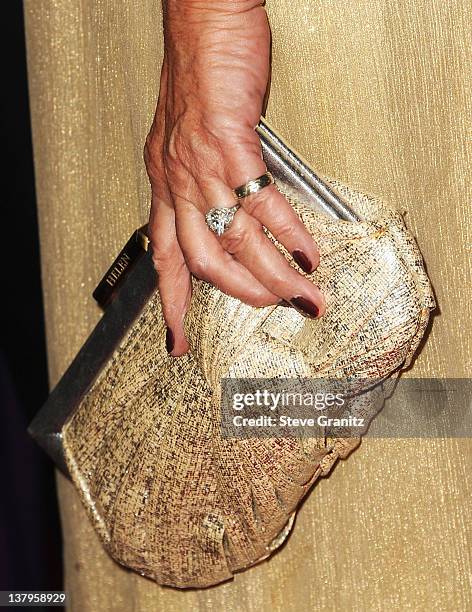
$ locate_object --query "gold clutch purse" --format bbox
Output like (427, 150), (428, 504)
(29, 120), (435, 588)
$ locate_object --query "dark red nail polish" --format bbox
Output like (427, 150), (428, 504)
(165, 327), (174, 353)
(292, 249), (313, 274)
(290, 296), (319, 319)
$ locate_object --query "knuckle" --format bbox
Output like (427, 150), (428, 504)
(151, 245), (182, 274)
(165, 115), (224, 178)
(220, 217), (260, 255)
(184, 126), (209, 156)
(165, 118), (199, 168)
(165, 127), (186, 171)
(243, 187), (302, 244)
(273, 219), (298, 242)
(243, 186), (274, 217)
(186, 254), (210, 280)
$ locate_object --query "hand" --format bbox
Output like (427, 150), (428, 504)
(144, 0), (325, 357)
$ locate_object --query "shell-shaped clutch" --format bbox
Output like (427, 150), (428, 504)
(29, 122), (435, 589)
(62, 183), (434, 588)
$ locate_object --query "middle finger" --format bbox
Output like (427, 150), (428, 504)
(195, 174), (325, 318)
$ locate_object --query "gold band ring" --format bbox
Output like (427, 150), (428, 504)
(233, 171), (274, 200)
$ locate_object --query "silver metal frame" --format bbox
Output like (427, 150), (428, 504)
(257, 118), (360, 222)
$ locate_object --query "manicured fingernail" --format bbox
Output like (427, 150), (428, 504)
(290, 296), (319, 319)
(165, 327), (174, 353)
(292, 249), (314, 274)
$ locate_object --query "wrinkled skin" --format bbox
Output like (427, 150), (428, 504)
(144, 0), (324, 356)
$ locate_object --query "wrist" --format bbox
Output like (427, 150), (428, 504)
(163, 0), (270, 85)
(164, 0), (268, 57)
(164, 0), (264, 17)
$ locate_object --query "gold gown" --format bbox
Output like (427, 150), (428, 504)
(24, 1), (472, 610)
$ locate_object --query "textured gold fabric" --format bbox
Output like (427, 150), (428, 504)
(24, 0), (472, 609)
(61, 180), (433, 587)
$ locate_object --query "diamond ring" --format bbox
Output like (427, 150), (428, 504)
(205, 204), (241, 237)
